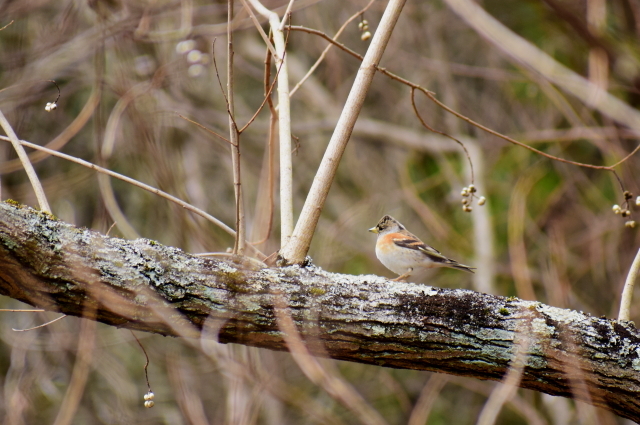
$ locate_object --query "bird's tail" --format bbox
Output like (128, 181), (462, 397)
(448, 262), (476, 273)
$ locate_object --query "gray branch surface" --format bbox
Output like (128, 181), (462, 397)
(0, 202), (639, 422)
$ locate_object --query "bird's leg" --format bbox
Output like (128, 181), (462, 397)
(391, 269), (413, 282)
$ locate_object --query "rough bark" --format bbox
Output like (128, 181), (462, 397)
(0, 202), (638, 422)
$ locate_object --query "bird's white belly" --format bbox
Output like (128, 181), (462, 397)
(376, 243), (433, 275)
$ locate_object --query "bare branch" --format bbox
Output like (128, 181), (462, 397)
(279, 0), (407, 264)
(0, 110), (51, 213)
(0, 20), (14, 31)
(0, 202), (639, 422)
(249, 47), (278, 246)
(247, 0), (294, 248)
(410, 88), (474, 183)
(131, 331), (153, 393)
(175, 112), (232, 145)
(0, 309), (45, 312)
(237, 41), (286, 134)
(238, 0), (277, 57)
(12, 314), (67, 332)
(277, 0), (296, 31)
(227, 0), (246, 255)
(619, 248), (640, 321)
(211, 39), (238, 132)
(0, 136), (266, 260)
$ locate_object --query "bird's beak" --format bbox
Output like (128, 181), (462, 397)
(368, 226), (379, 234)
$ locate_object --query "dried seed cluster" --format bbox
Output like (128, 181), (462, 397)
(143, 391), (155, 408)
(613, 190), (637, 228)
(43, 80), (61, 112)
(460, 184), (486, 212)
(176, 40), (210, 77)
(358, 19), (371, 41)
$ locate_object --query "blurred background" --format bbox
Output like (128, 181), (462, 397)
(0, 0), (639, 423)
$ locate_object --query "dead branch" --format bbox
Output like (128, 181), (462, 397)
(0, 202), (638, 422)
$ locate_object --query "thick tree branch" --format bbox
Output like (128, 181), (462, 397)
(0, 202), (639, 422)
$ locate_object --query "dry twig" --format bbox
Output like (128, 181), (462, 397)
(0, 135), (266, 260)
(226, 0), (246, 255)
(247, 0), (295, 247)
(0, 110), (51, 213)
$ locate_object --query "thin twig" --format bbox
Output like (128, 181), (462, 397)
(130, 331), (153, 392)
(611, 143), (640, 168)
(277, 0), (296, 31)
(227, 0), (245, 255)
(237, 43), (286, 134)
(47, 79), (61, 105)
(287, 25), (433, 95)
(0, 20), (14, 31)
(288, 25), (640, 173)
(0, 135), (266, 260)
(418, 89), (619, 171)
(248, 0), (294, 248)
(250, 44), (277, 246)
(12, 314), (67, 332)
(289, 0), (375, 98)
(211, 39), (238, 133)
(0, 309), (45, 312)
(105, 221), (117, 236)
(410, 88), (475, 183)
(0, 110), (52, 213)
(238, 0), (277, 57)
(175, 113), (231, 144)
(618, 248), (640, 321)
(1, 88), (100, 174)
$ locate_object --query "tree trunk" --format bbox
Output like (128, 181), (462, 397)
(0, 202), (638, 422)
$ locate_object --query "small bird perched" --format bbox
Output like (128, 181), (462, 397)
(369, 215), (475, 281)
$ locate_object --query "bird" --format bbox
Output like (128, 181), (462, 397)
(369, 215), (475, 281)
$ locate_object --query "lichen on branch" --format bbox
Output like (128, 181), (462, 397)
(0, 202), (638, 421)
